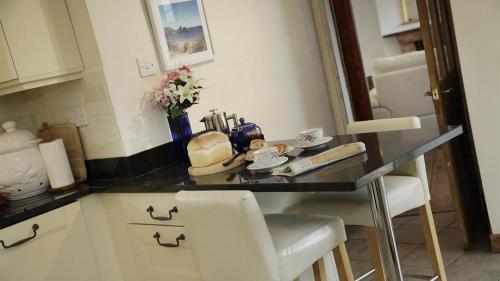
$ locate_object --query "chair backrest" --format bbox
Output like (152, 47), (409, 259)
(175, 191), (280, 281)
(254, 192), (314, 214)
(346, 117), (430, 201)
(372, 50), (435, 118)
(346, 117), (421, 134)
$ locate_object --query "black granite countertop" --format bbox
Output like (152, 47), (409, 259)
(90, 125), (463, 192)
(0, 125), (463, 230)
(0, 185), (91, 229)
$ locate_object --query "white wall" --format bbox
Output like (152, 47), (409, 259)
(450, 0), (500, 233)
(84, 0), (335, 156)
(374, 0), (420, 36)
(350, 0), (401, 76)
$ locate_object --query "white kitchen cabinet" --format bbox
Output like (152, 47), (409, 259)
(0, 21), (17, 84)
(128, 224), (202, 281)
(83, 193), (203, 281)
(0, 202), (101, 281)
(0, 0), (84, 96)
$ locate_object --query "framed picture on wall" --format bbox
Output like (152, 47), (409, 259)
(146, 0), (214, 71)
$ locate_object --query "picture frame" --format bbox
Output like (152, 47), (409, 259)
(146, 0), (214, 72)
(400, 0), (419, 24)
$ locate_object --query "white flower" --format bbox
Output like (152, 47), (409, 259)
(178, 85), (195, 103)
(179, 70), (190, 82)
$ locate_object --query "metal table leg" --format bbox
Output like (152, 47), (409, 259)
(368, 177), (404, 281)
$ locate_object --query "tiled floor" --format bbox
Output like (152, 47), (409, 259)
(346, 211), (500, 281)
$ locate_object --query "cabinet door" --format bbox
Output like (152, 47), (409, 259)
(0, 0), (83, 81)
(0, 202), (101, 281)
(0, 21), (17, 84)
(128, 224), (202, 281)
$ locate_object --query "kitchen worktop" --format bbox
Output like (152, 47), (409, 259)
(90, 125), (463, 193)
(0, 125), (463, 230)
(0, 185), (90, 229)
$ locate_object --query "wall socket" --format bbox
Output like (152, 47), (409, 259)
(137, 55), (158, 77)
(66, 107), (89, 127)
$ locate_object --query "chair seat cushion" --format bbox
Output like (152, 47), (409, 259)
(288, 176), (426, 227)
(265, 214), (346, 281)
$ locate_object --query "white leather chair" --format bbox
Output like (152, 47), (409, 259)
(175, 190), (355, 281)
(289, 117), (447, 281)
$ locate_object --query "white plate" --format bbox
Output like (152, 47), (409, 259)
(245, 145), (295, 162)
(295, 136), (333, 150)
(247, 157), (288, 172)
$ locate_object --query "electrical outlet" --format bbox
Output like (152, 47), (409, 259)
(137, 55), (158, 77)
(66, 107), (89, 127)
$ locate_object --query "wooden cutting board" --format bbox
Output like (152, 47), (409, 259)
(39, 123), (87, 182)
(188, 154), (246, 176)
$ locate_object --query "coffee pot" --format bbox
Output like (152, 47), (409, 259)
(200, 109), (237, 134)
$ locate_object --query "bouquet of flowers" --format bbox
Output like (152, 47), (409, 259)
(150, 65), (203, 119)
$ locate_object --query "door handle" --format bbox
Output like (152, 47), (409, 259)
(424, 88), (453, 99)
(424, 88), (438, 99)
(441, 88), (453, 94)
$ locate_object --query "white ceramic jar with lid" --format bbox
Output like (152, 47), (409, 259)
(0, 121), (49, 200)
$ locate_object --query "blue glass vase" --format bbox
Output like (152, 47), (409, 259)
(168, 113), (192, 163)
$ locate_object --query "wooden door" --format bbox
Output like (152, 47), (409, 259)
(417, 0), (483, 249)
(329, 0), (373, 121)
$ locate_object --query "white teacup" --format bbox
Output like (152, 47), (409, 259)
(253, 147), (280, 167)
(296, 127), (324, 146)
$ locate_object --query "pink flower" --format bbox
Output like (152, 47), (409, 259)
(160, 97), (170, 106)
(165, 70), (180, 82)
(180, 65), (192, 73)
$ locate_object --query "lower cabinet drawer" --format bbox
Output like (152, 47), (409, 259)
(0, 202), (77, 242)
(127, 224), (202, 281)
(120, 193), (183, 226)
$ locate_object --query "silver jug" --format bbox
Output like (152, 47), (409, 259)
(200, 109), (237, 134)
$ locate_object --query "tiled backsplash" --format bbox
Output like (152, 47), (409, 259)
(0, 68), (125, 160)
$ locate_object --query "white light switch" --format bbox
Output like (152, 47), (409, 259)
(66, 107), (89, 127)
(137, 55), (158, 77)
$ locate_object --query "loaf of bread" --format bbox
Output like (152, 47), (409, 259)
(187, 132), (233, 168)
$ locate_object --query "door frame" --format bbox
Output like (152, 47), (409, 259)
(320, 0), (484, 248)
(327, 0), (373, 121)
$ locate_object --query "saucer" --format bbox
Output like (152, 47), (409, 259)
(247, 156), (288, 172)
(245, 146), (295, 162)
(295, 136), (333, 150)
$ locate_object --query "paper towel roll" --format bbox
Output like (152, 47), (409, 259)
(39, 139), (75, 189)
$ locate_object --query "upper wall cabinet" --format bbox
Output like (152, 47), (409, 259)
(0, 22), (17, 84)
(0, 0), (84, 96)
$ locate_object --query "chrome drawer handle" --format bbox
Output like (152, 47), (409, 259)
(146, 206), (178, 221)
(153, 232), (185, 248)
(0, 224), (39, 249)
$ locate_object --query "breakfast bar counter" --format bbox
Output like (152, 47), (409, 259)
(88, 125), (463, 281)
(89, 125), (463, 193)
